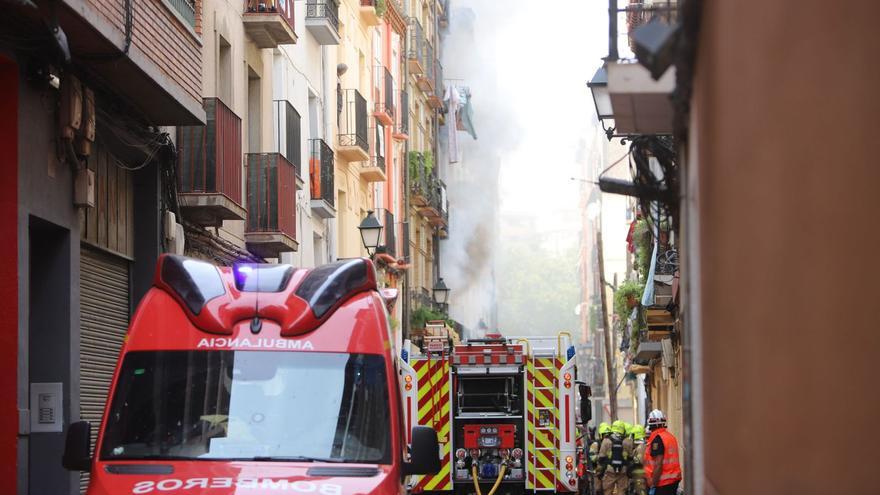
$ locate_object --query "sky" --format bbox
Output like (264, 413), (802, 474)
(439, 0), (612, 337)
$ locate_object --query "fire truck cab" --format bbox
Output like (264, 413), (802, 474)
(62, 255), (440, 495)
(400, 332), (583, 495)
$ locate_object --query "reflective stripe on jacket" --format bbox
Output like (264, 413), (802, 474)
(643, 428), (682, 487)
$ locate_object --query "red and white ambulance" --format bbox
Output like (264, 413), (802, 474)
(62, 255), (440, 494)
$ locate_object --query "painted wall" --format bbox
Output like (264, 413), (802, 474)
(688, 1), (879, 492)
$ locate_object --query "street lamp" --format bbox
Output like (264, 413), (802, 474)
(588, 66), (615, 140)
(432, 278), (450, 306)
(358, 210), (383, 256)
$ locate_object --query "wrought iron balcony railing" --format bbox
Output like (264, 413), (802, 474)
(306, 0), (339, 32)
(397, 90), (409, 135)
(243, 0), (296, 48)
(273, 99), (302, 178)
(407, 18), (426, 73)
(245, 152), (297, 241)
(379, 208), (396, 258)
(338, 89), (369, 153)
(178, 98), (243, 205)
(309, 138), (334, 207)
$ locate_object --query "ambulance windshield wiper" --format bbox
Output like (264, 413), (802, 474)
(248, 455), (347, 463)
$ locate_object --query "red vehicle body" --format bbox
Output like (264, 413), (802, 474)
(63, 256), (439, 495)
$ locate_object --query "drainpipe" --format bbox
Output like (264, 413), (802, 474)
(606, 0), (619, 61)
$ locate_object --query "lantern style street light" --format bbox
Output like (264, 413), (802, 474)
(588, 66), (615, 140)
(433, 278), (450, 306)
(358, 210), (383, 257)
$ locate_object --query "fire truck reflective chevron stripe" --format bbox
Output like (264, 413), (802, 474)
(411, 357), (452, 493)
(526, 357), (560, 491)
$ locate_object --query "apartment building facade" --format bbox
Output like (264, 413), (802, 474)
(0, 0), (204, 493)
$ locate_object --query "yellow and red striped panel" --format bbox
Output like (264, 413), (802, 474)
(526, 357), (562, 491)
(411, 357), (452, 492)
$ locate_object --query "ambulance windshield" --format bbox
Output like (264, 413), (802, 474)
(100, 351), (391, 464)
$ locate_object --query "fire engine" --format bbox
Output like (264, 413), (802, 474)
(400, 331), (589, 495)
(61, 256), (441, 495)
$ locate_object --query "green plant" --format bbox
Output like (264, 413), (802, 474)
(410, 306), (447, 329)
(613, 279), (644, 322)
(423, 150), (434, 174)
(375, 0), (387, 17)
(632, 218), (652, 280)
(408, 151), (423, 179)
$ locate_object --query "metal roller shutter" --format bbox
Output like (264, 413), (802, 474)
(79, 247), (130, 492)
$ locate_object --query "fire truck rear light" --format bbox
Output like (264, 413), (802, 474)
(566, 463), (573, 471)
(563, 372), (572, 381)
(512, 448), (523, 459)
(565, 456), (573, 464)
(405, 383), (412, 391)
(564, 380), (571, 388)
(158, 255), (225, 315)
(404, 374), (413, 383)
(456, 448), (467, 459)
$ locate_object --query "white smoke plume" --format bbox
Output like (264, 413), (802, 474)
(439, 0), (606, 339)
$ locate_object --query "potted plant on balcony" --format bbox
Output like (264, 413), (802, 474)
(614, 279), (644, 323)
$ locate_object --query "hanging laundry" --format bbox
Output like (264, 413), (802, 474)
(456, 86), (477, 140)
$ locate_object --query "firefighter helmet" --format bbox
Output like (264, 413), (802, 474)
(611, 420), (626, 435)
(632, 424), (646, 441)
(598, 422), (611, 437)
(647, 409), (667, 429)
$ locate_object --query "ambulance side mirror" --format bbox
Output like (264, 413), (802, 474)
(62, 420), (92, 471)
(404, 426), (441, 475)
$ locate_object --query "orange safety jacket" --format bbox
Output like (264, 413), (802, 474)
(644, 428), (682, 487)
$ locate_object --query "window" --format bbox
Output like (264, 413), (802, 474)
(101, 351), (391, 464)
(168, 0), (197, 28)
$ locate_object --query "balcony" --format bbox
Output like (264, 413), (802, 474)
(361, 125), (387, 182)
(337, 89), (370, 162)
(416, 42), (435, 93)
(378, 208), (396, 258)
(373, 66), (395, 126)
(359, 0), (382, 26)
(245, 153), (299, 258)
(427, 59), (444, 109)
(393, 89), (409, 140)
(419, 178), (447, 228)
(409, 152), (447, 227)
(607, 60), (675, 135)
(407, 18), (426, 75)
(305, 0), (341, 45)
(177, 98), (246, 226)
(243, 0), (298, 48)
(272, 99), (303, 185)
(309, 138), (336, 219)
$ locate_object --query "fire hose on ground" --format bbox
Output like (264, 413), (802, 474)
(471, 464), (507, 495)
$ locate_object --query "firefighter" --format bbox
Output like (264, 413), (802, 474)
(590, 423), (611, 494)
(599, 420), (632, 495)
(629, 424), (647, 495)
(644, 410), (682, 495)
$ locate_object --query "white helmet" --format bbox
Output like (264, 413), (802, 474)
(647, 409), (667, 429)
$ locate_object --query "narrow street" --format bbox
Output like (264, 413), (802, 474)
(0, 1), (876, 495)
